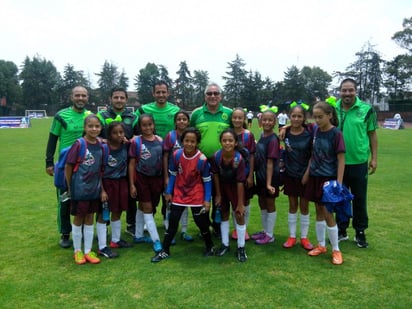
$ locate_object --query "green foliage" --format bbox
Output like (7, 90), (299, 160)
(392, 16), (412, 53)
(175, 61), (193, 108)
(95, 60), (128, 104)
(134, 63), (162, 104)
(0, 119), (411, 308)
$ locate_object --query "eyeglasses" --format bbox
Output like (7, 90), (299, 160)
(206, 92), (220, 96)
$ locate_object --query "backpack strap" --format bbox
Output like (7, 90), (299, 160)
(242, 130), (250, 145)
(73, 138), (87, 173)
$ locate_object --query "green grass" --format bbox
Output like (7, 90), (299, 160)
(0, 118), (411, 308)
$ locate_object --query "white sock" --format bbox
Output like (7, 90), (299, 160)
(236, 224), (246, 248)
(220, 220), (230, 247)
(245, 205), (250, 227)
(266, 211), (277, 238)
(144, 213), (160, 242)
(96, 222), (107, 250)
(180, 208), (189, 233)
(300, 214), (310, 239)
(288, 212), (297, 238)
(111, 220), (121, 243)
(72, 224), (83, 252)
(135, 209), (145, 238)
(327, 225), (340, 251)
(316, 220), (326, 247)
(260, 209), (268, 232)
(83, 224), (94, 254)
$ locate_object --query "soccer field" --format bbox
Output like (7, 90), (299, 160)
(0, 118), (411, 308)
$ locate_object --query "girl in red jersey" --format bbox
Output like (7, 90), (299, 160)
(230, 107), (256, 241)
(211, 128), (248, 262)
(151, 128), (214, 262)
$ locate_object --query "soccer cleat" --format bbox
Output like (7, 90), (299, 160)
(151, 250), (169, 263)
(59, 234), (72, 249)
(203, 247), (215, 257)
(110, 239), (132, 248)
(85, 251), (101, 264)
(98, 246), (119, 259)
(300, 238), (314, 251)
(354, 231), (369, 248)
(283, 237), (297, 248)
(251, 231), (266, 241)
(181, 232), (194, 242)
(237, 247), (247, 262)
(153, 240), (162, 253)
(74, 250), (86, 265)
(338, 232), (349, 242)
(133, 236), (153, 244)
(308, 244), (327, 256)
(125, 224), (135, 237)
(332, 250), (343, 265)
(215, 245), (230, 257)
(255, 234), (275, 245)
(231, 230), (238, 240)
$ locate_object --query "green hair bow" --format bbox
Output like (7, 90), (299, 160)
(290, 101), (310, 111)
(105, 114), (123, 124)
(259, 105), (278, 113)
(325, 96), (337, 108)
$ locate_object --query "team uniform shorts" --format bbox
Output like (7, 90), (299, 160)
(283, 175), (306, 197)
(303, 176), (334, 203)
(103, 178), (128, 213)
(255, 179), (280, 198)
(70, 199), (100, 216)
(135, 173), (163, 206)
(220, 182), (245, 213)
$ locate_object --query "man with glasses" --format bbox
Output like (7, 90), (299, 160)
(190, 82), (232, 239)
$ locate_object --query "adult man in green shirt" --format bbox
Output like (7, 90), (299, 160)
(190, 82), (232, 238)
(45, 86), (90, 248)
(336, 78), (378, 248)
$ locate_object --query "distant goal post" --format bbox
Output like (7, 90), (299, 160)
(25, 110), (48, 118)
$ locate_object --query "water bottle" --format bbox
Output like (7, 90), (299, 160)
(215, 205), (222, 224)
(102, 201), (110, 221)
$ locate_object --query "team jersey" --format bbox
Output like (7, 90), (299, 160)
(50, 107), (89, 152)
(136, 102), (180, 139)
(129, 135), (163, 177)
(284, 126), (313, 178)
(255, 132), (281, 186)
(66, 139), (103, 201)
(166, 149), (211, 207)
(190, 103), (232, 158)
(336, 97), (377, 164)
(211, 150), (246, 184)
(103, 144), (128, 179)
(163, 130), (182, 153)
(97, 108), (138, 139)
(310, 126), (345, 177)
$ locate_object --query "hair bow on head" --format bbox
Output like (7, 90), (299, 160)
(290, 101), (310, 111)
(105, 114), (123, 124)
(325, 96), (337, 108)
(260, 105), (278, 113)
(83, 111), (93, 119)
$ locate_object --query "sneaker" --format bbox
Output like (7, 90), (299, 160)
(332, 250), (343, 265)
(153, 240), (162, 253)
(231, 230), (238, 240)
(151, 250), (169, 263)
(125, 224), (135, 236)
(215, 245), (230, 257)
(245, 231), (250, 241)
(255, 234), (275, 245)
(203, 247), (215, 257)
(300, 238), (314, 251)
(181, 232), (194, 242)
(133, 236), (153, 244)
(338, 232), (349, 242)
(251, 231), (266, 241)
(98, 246), (119, 259)
(110, 239), (132, 248)
(59, 234), (72, 249)
(85, 251), (101, 264)
(236, 247), (247, 262)
(74, 250), (86, 265)
(283, 237), (296, 248)
(308, 244), (327, 256)
(355, 231), (369, 248)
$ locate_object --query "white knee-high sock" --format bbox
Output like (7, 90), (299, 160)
(266, 211), (277, 238)
(96, 222), (107, 250)
(111, 220), (121, 243)
(315, 220), (326, 247)
(144, 213), (160, 242)
(135, 209), (145, 238)
(260, 209), (268, 232)
(72, 224), (82, 252)
(220, 220), (230, 247)
(83, 224), (94, 254)
(236, 224), (246, 248)
(288, 212), (297, 238)
(300, 214), (310, 239)
(327, 225), (340, 251)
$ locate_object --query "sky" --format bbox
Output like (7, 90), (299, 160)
(2, 0), (411, 89)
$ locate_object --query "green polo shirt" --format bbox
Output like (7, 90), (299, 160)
(190, 103), (232, 158)
(336, 97), (377, 164)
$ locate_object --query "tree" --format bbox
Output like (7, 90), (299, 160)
(135, 63), (160, 104)
(58, 63), (89, 107)
(282, 65), (306, 103)
(19, 56), (60, 111)
(192, 70), (209, 108)
(95, 60), (126, 104)
(175, 61), (193, 108)
(118, 69), (129, 90)
(392, 17), (412, 53)
(223, 54), (248, 107)
(0, 60), (22, 115)
(384, 55), (412, 99)
(300, 66), (332, 102)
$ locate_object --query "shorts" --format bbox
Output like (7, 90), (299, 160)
(283, 175), (305, 197)
(103, 178), (128, 213)
(255, 182), (279, 198)
(220, 182), (244, 212)
(135, 173), (163, 206)
(304, 176), (334, 203)
(70, 199), (100, 216)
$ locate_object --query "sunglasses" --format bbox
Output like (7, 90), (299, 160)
(206, 91), (220, 96)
